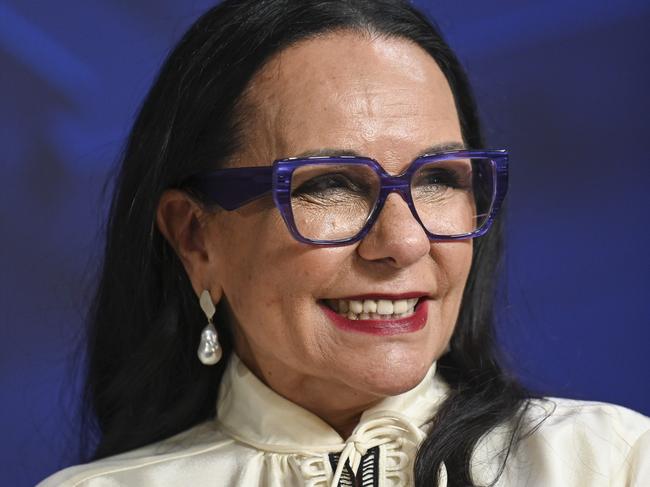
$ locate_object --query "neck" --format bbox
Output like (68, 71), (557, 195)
(237, 352), (384, 440)
(298, 395), (381, 440)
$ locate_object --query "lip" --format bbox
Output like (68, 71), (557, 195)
(319, 299), (428, 336)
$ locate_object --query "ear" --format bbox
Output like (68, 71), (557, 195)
(156, 189), (223, 302)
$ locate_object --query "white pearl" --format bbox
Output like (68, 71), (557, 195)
(197, 323), (221, 365)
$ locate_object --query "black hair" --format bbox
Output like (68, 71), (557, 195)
(81, 1), (534, 485)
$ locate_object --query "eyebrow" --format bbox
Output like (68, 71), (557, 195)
(294, 141), (467, 159)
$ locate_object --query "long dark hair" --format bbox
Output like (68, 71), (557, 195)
(82, 1), (533, 485)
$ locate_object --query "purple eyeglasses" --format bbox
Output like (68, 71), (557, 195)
(185, 149), (508, 246)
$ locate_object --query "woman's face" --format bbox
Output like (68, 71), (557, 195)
(202, 32), (471, 411)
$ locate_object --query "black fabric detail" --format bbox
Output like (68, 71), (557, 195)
(328, 446), (380, 487)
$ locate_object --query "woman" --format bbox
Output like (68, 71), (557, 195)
(39, 0), (649, 486)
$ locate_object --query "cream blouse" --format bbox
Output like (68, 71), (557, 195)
(39, 354), (650, 486)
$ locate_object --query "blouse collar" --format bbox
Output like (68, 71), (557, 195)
(216, 353), (449, 453)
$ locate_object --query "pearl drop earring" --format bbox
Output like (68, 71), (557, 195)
(197, 290), (222, 365)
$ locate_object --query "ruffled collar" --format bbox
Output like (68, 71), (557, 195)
(216, 354), (449, 486)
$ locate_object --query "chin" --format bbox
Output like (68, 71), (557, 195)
(337, 345), (436, 398)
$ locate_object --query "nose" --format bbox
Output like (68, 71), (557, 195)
(356, 192), (431, 268)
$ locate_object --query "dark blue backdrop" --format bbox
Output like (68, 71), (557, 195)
(1, 1), (648, 485)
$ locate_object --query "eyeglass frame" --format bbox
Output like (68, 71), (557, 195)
(184, 149), (509, 246)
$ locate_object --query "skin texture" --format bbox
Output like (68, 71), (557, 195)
(157, 31), (472, 438)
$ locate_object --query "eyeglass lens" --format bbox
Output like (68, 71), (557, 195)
(289, 158), (495, 241)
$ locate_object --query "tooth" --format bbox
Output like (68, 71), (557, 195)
(370, 313), (380, 319)
(359, 312), (370, 320)
(350, 301), (363, 314)
(347, 312), (358, 320)
(362, 300), (377, 313)
(339, 300), (349, 313)
(349, 300), (363, 314)
(377, 300), (394, 315)
(393, 300), (408, 314)
(408, 298), (418, 308)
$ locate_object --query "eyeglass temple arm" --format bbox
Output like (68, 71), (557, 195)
(185, 166), (273, 210)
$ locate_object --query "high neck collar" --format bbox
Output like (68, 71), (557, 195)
(216, 353), (449, 453)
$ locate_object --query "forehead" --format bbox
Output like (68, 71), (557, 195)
(236, 31), (464, 171)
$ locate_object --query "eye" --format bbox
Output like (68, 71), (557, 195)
(292, 173), (364, 197)
(413, 167), (463, 190)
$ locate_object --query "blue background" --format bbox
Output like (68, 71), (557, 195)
(1, 1), (648, 485)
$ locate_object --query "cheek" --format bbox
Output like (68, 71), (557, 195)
(219, 217), (286, 305)
(429, 240), (473, 334)
(433, 240), (473, 292)
(424, 241), (472, 356)
(212, 208), (349, 320)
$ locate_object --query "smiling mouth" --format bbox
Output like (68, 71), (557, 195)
(319, 295), (428, 336)
(322, 297), (421, 320)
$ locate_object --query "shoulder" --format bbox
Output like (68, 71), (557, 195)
(525, 397), (650, 442)
(36, 422), (255, 487)
(510, 397), (650, 485)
